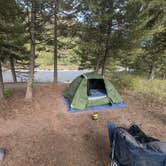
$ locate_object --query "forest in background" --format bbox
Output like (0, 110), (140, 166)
(0, 0), (166, 100)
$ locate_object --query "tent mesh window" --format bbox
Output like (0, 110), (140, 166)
(87, 79), (107, 99)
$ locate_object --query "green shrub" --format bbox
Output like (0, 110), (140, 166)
(108, 73), (138, 89)
(107, 72), (166, 104)
(4, 88), (13, 98)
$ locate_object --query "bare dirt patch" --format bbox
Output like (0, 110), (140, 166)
(0, 83), (165, 166)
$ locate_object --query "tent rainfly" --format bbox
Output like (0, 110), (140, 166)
(64, 72), (123, 110)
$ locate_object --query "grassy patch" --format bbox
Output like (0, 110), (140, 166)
(4, 88), (14, 98)
(107, 72), (166, 104)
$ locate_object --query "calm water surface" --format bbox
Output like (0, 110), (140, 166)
(3, 70), (91, 83)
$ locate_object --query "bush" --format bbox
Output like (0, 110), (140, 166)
(107, 72), (166, 104)
(4, 88), (13, 98)
(108, 73), (138, 89)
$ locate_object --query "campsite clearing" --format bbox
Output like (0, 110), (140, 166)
(0, 83), (165, 166)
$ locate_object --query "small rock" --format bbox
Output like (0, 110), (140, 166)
(0, 148), (6, 161)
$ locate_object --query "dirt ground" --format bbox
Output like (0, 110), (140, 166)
(0, 83), (165, 166)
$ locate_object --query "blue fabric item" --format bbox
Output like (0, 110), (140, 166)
(89, 89), (106, 97)
(107, 123), (166, 166)
(63, 97), (127, 113)
(107, 122), (116, 143)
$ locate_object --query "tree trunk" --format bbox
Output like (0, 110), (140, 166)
(162, 72), (166, 79)
(25, 0), (36, 100)
(0, 62), (4, 99)
(95, 59), (100, 73)
(101, 2), (113, 75)
(95, 53), (100, 73)
(95, 25), (103, 73)
(101, 22), (112, 75)
(53, 1), (58, 83)
(148, 63), (156, 80)
(10, 57), (17, 83)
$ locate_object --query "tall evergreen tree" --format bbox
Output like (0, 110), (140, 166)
(76, 0), (132, 73)
(132, 0), (166, 79)
(0, 0), (28, 97)
(0, 61), (4, 99)
(25, 0), (36, 99)
(53, 0), (58, 83)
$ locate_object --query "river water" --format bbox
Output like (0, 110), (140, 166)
(3, 70), (91, 83)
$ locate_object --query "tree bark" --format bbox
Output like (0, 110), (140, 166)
(162, 72), (166, 79)
(0, 62), (4, 99)
(148, 63), (156, 80)
(10, 57), (17, 83)
(25, 0), (36, 99)
(53, 0), (58, 83)
(95, 53), (100, 73)
(101, 2), (113, 75)
(101, 22), (112, 75)
(95, 25), (103, 73)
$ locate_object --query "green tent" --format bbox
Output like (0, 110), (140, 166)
(64, 72), (123, 110)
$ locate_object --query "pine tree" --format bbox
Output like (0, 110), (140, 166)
(0, 0), (28, 97)
(132, 0), (166, 79)
(53, 0), (58, 83)
(76, 0), (132, 73)
(25, 0), (36, 99)
(0, 62), (4, 99)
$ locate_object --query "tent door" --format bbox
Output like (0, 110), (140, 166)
(87, 79), (107, 100)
